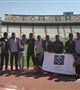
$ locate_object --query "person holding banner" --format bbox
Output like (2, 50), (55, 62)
(65, 33), (75, 54)
(35, 35), (43, 55)
(75, 32), (80, 79)
(42, 35), (53, 53)
(35, 35), (44, 72)
(52, 35), (64, 53)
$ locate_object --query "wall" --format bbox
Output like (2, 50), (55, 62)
(1, 25), (80, 40)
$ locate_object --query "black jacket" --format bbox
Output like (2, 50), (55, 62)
(26, 38), (35, 52)
(52, 40), (64, 53)
(0, 38), (9, 53)
(42, 40), (53, 52)
(65, 40), (75, 53)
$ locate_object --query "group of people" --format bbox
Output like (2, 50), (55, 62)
(0, 32), (80, 79)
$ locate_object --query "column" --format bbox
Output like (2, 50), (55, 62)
(57, 26), (60, 36)
(20, 25), (22, 38)
(63, 26), (66, 38)
(32, 26), (34, 36)
(7, 25), (9, 33)
(44, 26), (47, 37)
(70, 26), (73, 33)
(6, 25), (9, 37)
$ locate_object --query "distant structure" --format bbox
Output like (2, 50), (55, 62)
(1, 12), (80, 39)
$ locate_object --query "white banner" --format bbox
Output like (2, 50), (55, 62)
(42, 52), (76, 75)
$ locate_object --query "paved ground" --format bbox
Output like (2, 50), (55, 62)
(0, 67), (80, 90)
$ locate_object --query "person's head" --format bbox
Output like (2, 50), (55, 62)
(11, 32), (15, 38)
(55, 35), (59, 41)
(76, 32), (80, 39)
(46, 35), (50, 41)
(69, 33), (73, 40)
(29, 33), (33, 39)
(22, 34), (26, 40)
(3, 32), (8, 39)
(37, 35), (41, 41)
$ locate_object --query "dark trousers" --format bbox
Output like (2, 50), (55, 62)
(10, 52), (18, 70)
(35, 54), (43, 67)
(0, 51), (9, 70)
(76, 64), (80, 77)
(27, 51), (35, 69)
(75, 54), (80, 77)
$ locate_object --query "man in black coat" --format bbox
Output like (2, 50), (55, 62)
(0, 32), (9, 71)
(26, 33), (36, 69)
(42, 35), (53, 53)
(65, 33), (75, 54)
(52, 35), (64, 54)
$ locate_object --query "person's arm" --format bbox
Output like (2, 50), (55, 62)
(0, 38), (2, 42)
(51, 41), (54, 52)
(65, 41), (68, 53)
(73, 41), (77, 60)
(19, 40), (21, 48)
(62, 42), (64, 53)
(52, 42), (54, 53)
(25, 39), (28, 44)
(7, 38), (11, 52)
(16, 38), (19, 48)
(73, 41), (75, 54)
(0, 38), (3, 46)
(42, 40), (45, 51)
(0, 38), (1, 46)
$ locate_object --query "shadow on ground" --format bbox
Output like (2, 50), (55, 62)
(0, 69), (76, 82)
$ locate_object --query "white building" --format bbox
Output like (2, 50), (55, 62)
(1, 12), (80, 39)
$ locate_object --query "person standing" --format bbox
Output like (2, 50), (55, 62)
(35, 35), (43, 68)
(26, 33), (35, 69)
(65, 33), (75, 54)
(18, 34), (26, 70)
(0, 32), (9, 71)
(35, 35), (43, 55)
(42, 35), (53, 53)
(52, 35), (64, 53)
(75, 32), (80, 79)
(9, 32), (19, 71)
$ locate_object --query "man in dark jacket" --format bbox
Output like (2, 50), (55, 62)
(52, 35), (64, 53)
(0, 32), (9, 71)
(26, 33), (36, 69)
(65, 33), (75, 54)
(42, 35), (53, 53)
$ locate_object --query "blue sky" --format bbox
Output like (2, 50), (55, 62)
(0, 0), (80, 20)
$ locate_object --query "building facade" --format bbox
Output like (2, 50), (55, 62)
(1, 12), (80, 39)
